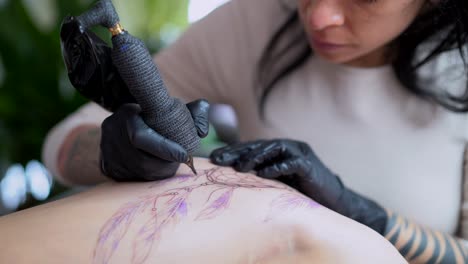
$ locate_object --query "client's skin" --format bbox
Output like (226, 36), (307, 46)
(0, 158), (406, 263)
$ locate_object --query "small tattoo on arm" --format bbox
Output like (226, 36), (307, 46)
(59, 126), (103, 184)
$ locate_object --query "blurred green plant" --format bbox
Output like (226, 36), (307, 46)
(0, 0), (188, 167)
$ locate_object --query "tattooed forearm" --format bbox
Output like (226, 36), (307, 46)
(58, 125), (107, 185)
(93, 168), (321, 264)
(384, 211), (468, 264)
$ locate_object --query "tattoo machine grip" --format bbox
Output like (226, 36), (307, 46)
(77, 0), (200, 154)
(111, 35), (200, 153)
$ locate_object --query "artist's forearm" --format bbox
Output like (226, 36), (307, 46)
(57, 125), (108, 185)
(384, 210), (468, 264)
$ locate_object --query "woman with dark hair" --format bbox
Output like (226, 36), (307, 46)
(44, 0), (468, 262)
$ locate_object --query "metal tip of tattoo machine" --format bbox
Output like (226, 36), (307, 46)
(186, 155), (197, 175)
(109, 22), (125, 36)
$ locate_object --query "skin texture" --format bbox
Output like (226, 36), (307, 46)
(297, 0), (426, 67)
(0, 158), (406, 264)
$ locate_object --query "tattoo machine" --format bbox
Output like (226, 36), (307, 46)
(60, 0), (199, 174)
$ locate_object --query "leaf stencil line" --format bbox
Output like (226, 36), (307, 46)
(93, 202), (140, 264)
(264, 193), (320, 222)
(132, 215), (158, 264)
(205, 187), (231, 202)
(132, 188), (191, 264)
(196, 188), (234, 221)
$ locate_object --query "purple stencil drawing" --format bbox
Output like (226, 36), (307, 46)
(132, 189), (191, 264)
(93, 168), (319, 264)
(177, 201), (188, 217)
(132, 214), (158, 264)
(196, 188), (234, 221)
(264, 193), (320, 222)
(93, 202), (140, 264)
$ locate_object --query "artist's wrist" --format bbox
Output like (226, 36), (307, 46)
(337, 188), (388, 235)
(362, 200), (388, 235)
(382, 210), (404, 239)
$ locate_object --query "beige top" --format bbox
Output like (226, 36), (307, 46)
(43, 0), (468, 236)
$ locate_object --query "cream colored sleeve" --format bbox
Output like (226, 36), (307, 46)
(155, 0), (289, 107)
(41, 102), (111, 185)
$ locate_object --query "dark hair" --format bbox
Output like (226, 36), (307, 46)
(258, 0), (468, 117)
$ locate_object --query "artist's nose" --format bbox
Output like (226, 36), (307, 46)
(307, 0), (345, 31)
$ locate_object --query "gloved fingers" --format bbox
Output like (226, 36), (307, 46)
(126, 112), (189, 163)
(210, 144), (246, 166)
(101, 104), (140, 136)
(257, 157), (307, 179)
(138, 153), (180, 180)
(234, 141), (284, 172)
(186, 99), (210, 138)
(210, 140), (265, 166)
(117, 103), (142, 116)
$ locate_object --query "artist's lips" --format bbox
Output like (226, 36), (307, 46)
(311, 37), (350, 52)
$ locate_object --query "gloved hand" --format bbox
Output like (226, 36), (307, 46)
(210, 139), (388, 234)
(60, 16), (137, 112)
(101, 99), (210, 181)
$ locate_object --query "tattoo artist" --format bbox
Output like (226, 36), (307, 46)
(45, 0), (468, 263)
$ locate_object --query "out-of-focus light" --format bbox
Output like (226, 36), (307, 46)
(21, 0), (57, 32)
(25, 160), (52, 201)
(1, 164), (27, 211)
(188, 0), (230, 23)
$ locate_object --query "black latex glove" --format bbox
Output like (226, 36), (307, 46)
(101, 99), (210, 181)
(210, 139), (388, 234)
(60, 16), (136, 112)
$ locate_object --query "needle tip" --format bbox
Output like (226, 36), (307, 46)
(186, 155), (197, 175)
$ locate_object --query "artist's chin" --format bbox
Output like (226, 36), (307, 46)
(313, 50), (354, 65)
(313, 48), (381, 68)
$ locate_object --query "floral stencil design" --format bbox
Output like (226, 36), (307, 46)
(93, 167), (319, 264)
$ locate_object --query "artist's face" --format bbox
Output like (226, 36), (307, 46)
(298, 0), (427, 67)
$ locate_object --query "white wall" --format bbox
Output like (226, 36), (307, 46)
(188, 0), (230, 23)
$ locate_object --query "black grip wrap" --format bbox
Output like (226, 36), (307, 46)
(111, 33), (200, 154)
(77, 0), (119, 29)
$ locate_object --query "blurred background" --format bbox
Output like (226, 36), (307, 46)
(0, 0), (235, 215)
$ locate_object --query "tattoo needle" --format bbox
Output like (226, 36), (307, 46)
(186, 155), (197, 175)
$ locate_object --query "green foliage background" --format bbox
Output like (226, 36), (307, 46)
(0, 0), (189, 168)
(0, 0), (190, 211)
